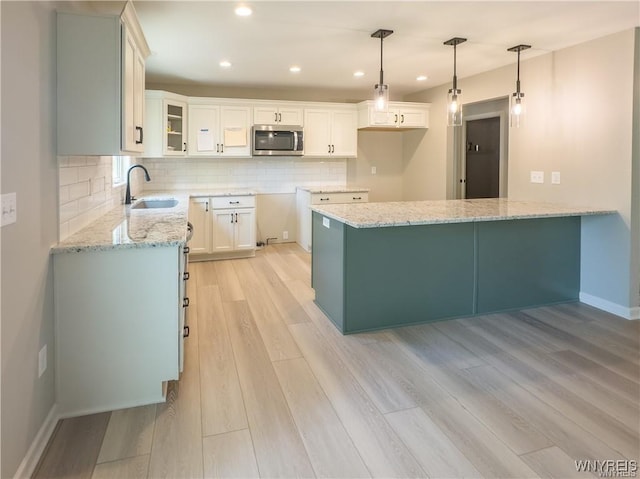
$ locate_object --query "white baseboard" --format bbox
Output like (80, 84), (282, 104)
(580, 292), (640, 320)
(13, 404), (59, 479)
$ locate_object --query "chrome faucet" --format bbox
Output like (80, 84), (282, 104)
(125, 164), (151, 205)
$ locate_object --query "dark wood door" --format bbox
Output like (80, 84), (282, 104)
(465, 117), (501, 198)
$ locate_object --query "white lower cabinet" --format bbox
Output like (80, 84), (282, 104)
(189, 195), (256, 259)
(296, 188), (369, 252)
(53, 244), (188, 416)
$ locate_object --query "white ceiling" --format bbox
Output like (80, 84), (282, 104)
(130, 1), (639, 98)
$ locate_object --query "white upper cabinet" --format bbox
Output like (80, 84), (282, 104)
(253, 104), (304, 126)
(57, 3), (150, 156)
(187, 101), (251, 157)
(303, 107), (357, 157)
(145, 90), (188, 157)
(357, 101), (430, 130)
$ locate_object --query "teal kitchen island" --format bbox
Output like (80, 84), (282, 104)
(310, 199), (614, 334)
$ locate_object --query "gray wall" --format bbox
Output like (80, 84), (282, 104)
(404, 28), (640, 315)
(1, 2), (59, 477)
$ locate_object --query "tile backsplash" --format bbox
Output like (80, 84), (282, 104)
(141, 157), (347, 194)
(58, 156), (144, 241)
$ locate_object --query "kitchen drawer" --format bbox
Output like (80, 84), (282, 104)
(211, 195), (256, 209)
(310, 192), (369, 205)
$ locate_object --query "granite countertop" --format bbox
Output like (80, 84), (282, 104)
(297, 185), (370, 194)
(310, 198), (616, 229)
(146, 189), (257, 197)
(51, 189), (258, 254)
(51, 193), (190, 254)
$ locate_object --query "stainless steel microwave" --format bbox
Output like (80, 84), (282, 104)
(252, 125), (304, 156)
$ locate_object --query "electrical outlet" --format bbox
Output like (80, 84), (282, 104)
(371, 166), (377, 175)
(551, 171), (561, 184)
(282, 230), (289, 240)
(38, 345), (47, 378)
(530, 171), (544, 184)
(1, 192), (17, 226)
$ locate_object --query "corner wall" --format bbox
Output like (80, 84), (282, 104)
(1, 2), (59, 477)
(404, 28), (639, 317)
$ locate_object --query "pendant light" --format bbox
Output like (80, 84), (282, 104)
(371, 29), (393, 112)
(507, 44), (531, 128)
(444, 37), (467, 126)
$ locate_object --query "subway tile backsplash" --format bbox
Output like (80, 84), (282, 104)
(58, 156), (123, 241)
(141, 157), (347, 194)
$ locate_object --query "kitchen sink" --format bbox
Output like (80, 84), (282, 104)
(131, 199), (179, 209)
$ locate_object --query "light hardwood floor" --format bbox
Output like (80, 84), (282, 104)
(34, 244), (640, 478)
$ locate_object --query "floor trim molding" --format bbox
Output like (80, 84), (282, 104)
(580, 292), (640, 320)
(13, 404), (59, 479)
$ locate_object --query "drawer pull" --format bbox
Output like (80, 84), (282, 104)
(183, 271), (190, 281)
(320, 197), (330, 201)
(352, 196), (362, 200)
(183, 297), (190, 308)
(229, 201), (240, 205)
(183, 326), (190, 338)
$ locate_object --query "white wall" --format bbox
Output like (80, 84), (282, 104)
(1, 2), (58, 477)
(404, 28), (640, 317)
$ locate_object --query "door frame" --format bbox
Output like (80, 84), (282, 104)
(453, 105), (509, 199)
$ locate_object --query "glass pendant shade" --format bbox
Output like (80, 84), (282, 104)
(447, 88), (463, 126)
(510, 92), (525, 128)
(374, 83), (389, 112)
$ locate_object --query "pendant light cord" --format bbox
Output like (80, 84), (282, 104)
(452, 43), (458, 90)
(379, 35), (384, 86)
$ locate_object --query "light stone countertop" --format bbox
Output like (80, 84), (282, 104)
(297, 185), (370, 194)
(310, 198), (616, 229)
(52, 190), (258, 254)
(51, 193), (191, 254)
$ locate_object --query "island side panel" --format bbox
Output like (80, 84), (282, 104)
(342, 222), (476, 333)
(476, 216), (581, 313)
(312, 212), (346, 330)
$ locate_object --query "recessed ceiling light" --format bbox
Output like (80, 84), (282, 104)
(219, 60), (232, 68)
(353, 71), (365, 77)
(416, 75), (428, 81)
(234, 5), (252, 16)
(289, 65), (301, 73)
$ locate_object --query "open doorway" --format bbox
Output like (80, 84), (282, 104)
(454, 98), (509, 199)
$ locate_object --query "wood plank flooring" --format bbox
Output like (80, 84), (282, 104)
(34, 244), (640, 479)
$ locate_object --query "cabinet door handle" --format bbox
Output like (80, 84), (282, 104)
(183, 271), (190, 281)
(135, 126), (143, 144)
(216, 143), (220, 153)
(206, 201), (209, 212)
(401, 114), (405, 124)
(352, 196), (362, 200)
(229, 201), (240, 205)
(394, 114), (398, 124)
(183, 297), (190, 308)
(183, 142), (187, 152)
(235, 213), (238, 223)
(278, 112), (282, 122)
(183, 246), (190, 254)
(183, 325), (190, 338)
(328, 144), (331, 154)
(220, 144), (224, 153)
(275, 112), (278, 123)
(331, 145), (335, 153)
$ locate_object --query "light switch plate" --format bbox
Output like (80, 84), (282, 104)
(1, 192), (17, 226)
(530, 171), (544, 184)
(551, 171), (561, 184)
(371, 166), (377, 175)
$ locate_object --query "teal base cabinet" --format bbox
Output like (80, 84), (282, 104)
(312, 212), (580, 334)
